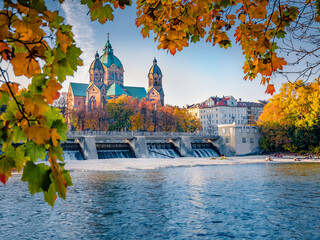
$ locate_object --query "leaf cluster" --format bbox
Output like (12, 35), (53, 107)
(136, 0), (320, 94)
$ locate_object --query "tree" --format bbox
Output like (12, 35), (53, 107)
(1, 0), (320, 206)
(106, 95), (136, 131)
(258, 79), (320, 153)
(52, 91), (67, 115)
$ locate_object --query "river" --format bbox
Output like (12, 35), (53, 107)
(1, 162), (320, 239)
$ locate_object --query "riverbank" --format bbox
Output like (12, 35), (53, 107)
(64, 155), (320, 172)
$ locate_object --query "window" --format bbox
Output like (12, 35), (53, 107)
(242, 138), (246, 143)
(78, 100), (81, 106)
(226, 137), (229, 143)
(246, 128), (250, 133)
(222, 128), (226, 134)
(216, 120), (218, 124)
(230, 128), (233, 134)
(238, 129), (242, 133)
(254, 129), (258, 133)
(250, 138), (254, 143)
(216, 114), (218, 117)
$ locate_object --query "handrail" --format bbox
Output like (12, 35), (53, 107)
(66, 130), (218, 138)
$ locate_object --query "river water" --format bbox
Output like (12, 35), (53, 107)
(1, 163), (320, 239)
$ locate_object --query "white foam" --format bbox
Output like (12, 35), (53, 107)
(64, 156), (320, 172)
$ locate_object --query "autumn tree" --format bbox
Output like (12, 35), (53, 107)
(136, 0), (320, 94)
(106, 95), (137, 131)
(258, 79), (320, 153)
(0, 0), (131, 206)
(83, 110), (108, 131)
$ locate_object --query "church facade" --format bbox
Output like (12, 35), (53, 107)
(67, 37), (164, 115)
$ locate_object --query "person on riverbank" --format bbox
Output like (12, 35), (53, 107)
(265, 156), (272, 161)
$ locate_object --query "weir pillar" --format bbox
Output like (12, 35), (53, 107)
(170, 137), (194, 157)
(80, 137), (98, 160)
(126, 137), (149, 158)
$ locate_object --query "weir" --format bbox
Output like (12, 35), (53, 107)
(192, 143), (220, 158)
(147, 143), (181, 158)
(61, 143), (84, 160)
(96, 143), (135, 159)
(65, 131), (220, 159)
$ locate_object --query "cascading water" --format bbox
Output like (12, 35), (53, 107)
(148, 143), (181, 158)
(192, 143), (220, 158)
(61, 143), (85, 160)
(96, 143), (135, 159)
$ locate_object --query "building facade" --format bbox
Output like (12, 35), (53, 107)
(217, 124), (261, 156)
(187, 96), (247, 133)
(67, 36), (165, 116)
(187, 96), (267, 133)
(243, 100), (267, 124)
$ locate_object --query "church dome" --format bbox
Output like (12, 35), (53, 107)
(148, 58), (162, 75)
(90, 52), (104, 71)
(100, 37), (123, 69)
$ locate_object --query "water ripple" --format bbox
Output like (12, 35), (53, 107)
(1, 163), (320, 239)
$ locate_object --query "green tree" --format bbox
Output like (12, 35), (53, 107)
(106, 95), (135, 131)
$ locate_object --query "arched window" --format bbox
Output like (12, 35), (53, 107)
(89, 96), (96, 111)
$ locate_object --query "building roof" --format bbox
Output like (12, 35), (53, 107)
(106, 82), (128, 96)
(90, 52), (104, 71)
(70, 82), (89, 97)
(100, 37), (123, 69)
(148, 58), (162, 76)
(124, 86), (146, 101)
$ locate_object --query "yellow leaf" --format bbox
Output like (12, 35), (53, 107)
(26, 125), (50, 145)
(239, 14), (246, 23)
(0, 13), (9, 40)
(10, 53), (41, 78)
(56, 29), (72, 53)
(42, 79), (62, 104)
(50, 128), (60, 147)
(49, 155), (67, 199)
(0, 82), (19, 96)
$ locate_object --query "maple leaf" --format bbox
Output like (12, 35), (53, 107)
(42, 79), (62, 104)
(49, 155), (67, 199)
(25, 125), (51, 145)
(265, 84), (276, 95)
(0, 171), (8, 184)
(0, 42), (12, 60)
(10, 53), (41, 78)
(50, 128), (60, 147)
(56, 28), (72, 53)
(21, 161), (51, 195)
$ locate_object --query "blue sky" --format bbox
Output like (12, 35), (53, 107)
(11, 0), (290, 106)
(59, 0), (287, 106)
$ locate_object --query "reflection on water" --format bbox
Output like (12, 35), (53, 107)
(1, 163), (320, 239)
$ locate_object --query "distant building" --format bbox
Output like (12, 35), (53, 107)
(187, 96), (247, 133)
(242, 100), (267, 124)
(187, 96), (267, 132)
(67, 36), (164, 117)
(217, 124), (261, 156)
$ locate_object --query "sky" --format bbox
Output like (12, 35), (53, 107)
(8, 0), (291, 107)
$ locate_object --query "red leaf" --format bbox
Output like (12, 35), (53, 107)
(265, 84), (276, 95)
(0, 172), (8, 184)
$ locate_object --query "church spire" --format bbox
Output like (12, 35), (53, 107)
(103, 33), (113, 54)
